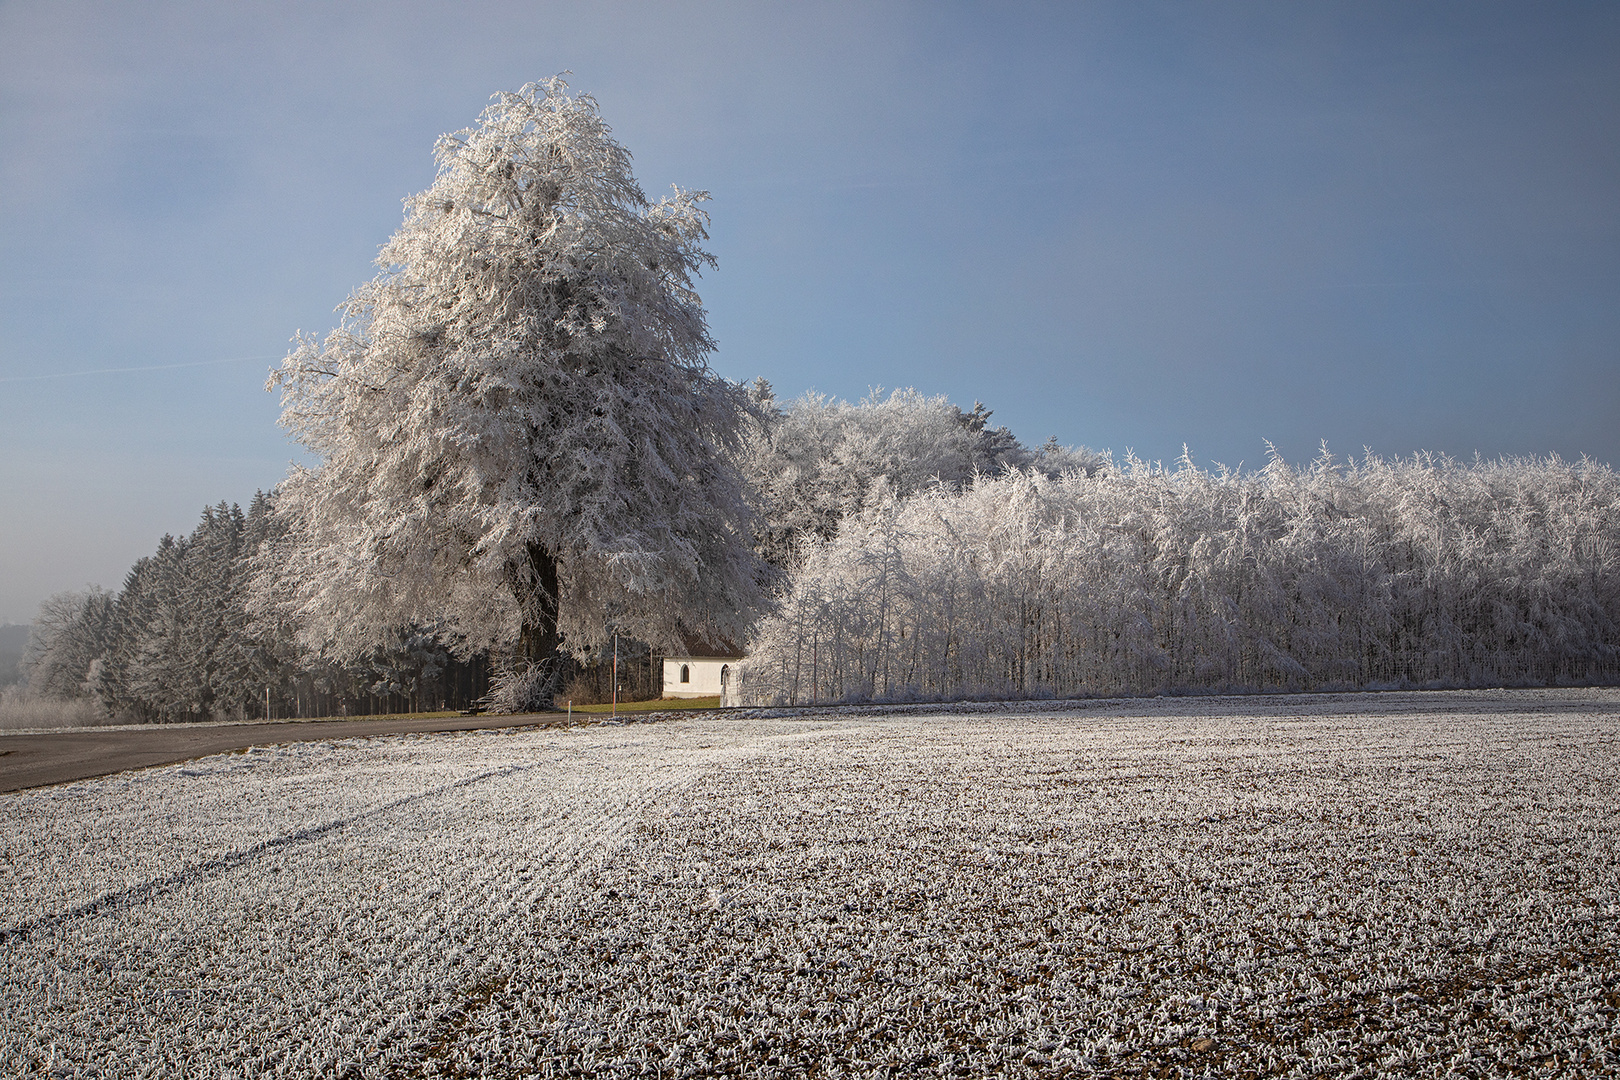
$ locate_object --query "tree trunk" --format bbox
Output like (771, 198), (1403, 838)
(517, 542), (561, 662)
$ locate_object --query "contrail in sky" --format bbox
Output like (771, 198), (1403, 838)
(0, 356), (279, 384)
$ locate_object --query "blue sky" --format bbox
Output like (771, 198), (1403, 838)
(2, 1), (1617, 623)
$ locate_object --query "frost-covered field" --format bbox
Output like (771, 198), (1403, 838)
(4, 691), (1618, 1077)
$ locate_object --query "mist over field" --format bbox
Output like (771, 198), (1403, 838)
(0, 625), (29, 689)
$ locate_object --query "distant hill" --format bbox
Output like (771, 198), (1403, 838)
(0, 624), (30, 687)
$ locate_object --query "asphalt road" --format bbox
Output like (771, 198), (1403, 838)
(0, 714), (571, 794)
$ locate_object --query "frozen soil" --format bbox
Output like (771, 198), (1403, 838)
(3, 690), (1618, 1077)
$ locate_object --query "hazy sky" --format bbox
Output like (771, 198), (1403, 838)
(2, 1), (1617, 623)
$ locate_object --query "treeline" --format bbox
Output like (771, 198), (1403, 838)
(21, 496), (491, 722)
(738, 452), (1620, 704)
(22, 388), (1060, 721)
(22, 387), (1620, 719)
(737, 384), (1105, 572)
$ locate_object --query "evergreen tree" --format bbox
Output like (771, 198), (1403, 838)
(88, 503), (282, 722)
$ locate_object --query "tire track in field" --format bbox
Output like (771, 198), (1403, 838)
(0, 764), (532, 944)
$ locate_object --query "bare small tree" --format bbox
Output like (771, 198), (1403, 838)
(23, 588), (116, 702)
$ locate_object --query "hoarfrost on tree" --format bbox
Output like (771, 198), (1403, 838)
(263, 77), (762, 701)
(737, 384), (1106, 572)
(738, 451), (1620, 704)
(21, 588), (115, 703)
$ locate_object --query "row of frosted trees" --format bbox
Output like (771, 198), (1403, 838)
(737, 452), (1620, 704)
(21, 386), (1079, 722)
(22, 502), (275, 721)
(26, 403), (1620, 718)
(736, 384), (1104, 571)
(23, 496), (490, 723)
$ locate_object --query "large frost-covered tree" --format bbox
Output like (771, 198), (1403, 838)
(266, 78), (760, 701)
